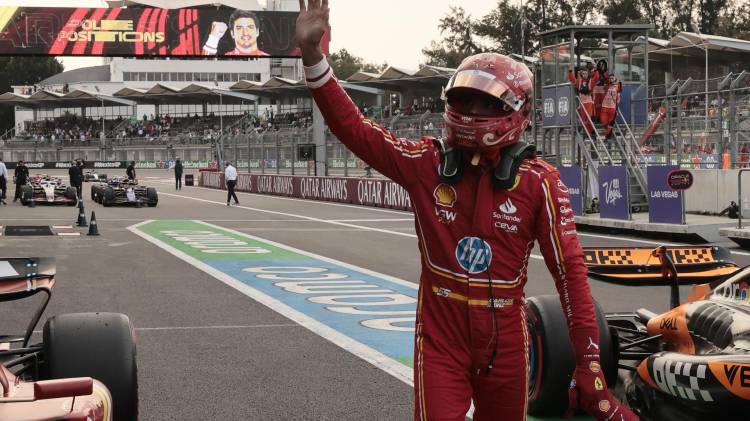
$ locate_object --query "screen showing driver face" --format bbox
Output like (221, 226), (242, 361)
(0, 5), (329, 58)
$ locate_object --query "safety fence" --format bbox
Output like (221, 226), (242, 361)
(627, 72), (750, 169)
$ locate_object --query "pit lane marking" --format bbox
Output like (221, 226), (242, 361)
(128, 220), (415, 386)
(135, 323), (300, 331)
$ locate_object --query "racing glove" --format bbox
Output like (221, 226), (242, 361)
(203, 22), (228, 54)
(566, 330), (639, 421)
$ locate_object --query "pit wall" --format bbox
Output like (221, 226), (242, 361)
(199, 172), (413, 211)
(685, 169), (750, 214)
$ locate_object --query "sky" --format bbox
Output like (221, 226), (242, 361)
(0, 0), (499, 72)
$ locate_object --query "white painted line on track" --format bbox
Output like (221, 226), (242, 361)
(329, 218), (414, 222)
(0, 218), (150, 222)
(158, 191), (750, 261)
(150, 179), (413, 216)
(235, 228), (410, 233)
(135, 323), (300, 331)
(160, 192), (419, 239)
(161, 192), (546, 261)
(127, 220), (414, 387)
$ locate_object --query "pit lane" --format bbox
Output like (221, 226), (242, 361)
(1, 169), (748, 420)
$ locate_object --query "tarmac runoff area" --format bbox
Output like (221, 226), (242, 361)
(2, 169), (750, 420)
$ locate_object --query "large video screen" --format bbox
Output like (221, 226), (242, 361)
(0, 6), (328, 57)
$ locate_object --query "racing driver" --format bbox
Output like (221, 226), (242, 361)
(296, 1), (639, 420)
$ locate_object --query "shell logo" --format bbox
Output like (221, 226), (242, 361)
(433, 183), (457, 207)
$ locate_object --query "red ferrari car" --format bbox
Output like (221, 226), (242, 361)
(0, 257), (137, 420)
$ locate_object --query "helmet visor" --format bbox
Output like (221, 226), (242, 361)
(444, 69), (525, 112)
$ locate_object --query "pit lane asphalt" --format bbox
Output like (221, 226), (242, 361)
(1, 169), (748, 420)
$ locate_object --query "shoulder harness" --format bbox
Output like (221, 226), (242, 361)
(434, 138), (536, 190)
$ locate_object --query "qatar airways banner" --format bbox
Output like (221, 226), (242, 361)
(199, 172), (413, 211)
(0, 6), (329, 57)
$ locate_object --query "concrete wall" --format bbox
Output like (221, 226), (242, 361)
(684, 169), (750, 214)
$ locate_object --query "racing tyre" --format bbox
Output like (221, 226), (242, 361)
(20, 185), (32, 205)
(43, 312), (138, 421)
(103, 186), (115, 207)
(65, 186), (78, 205)
(526, 295), (616, 416)
(146, 187), (158, 207)
(90, 185), (98, 202)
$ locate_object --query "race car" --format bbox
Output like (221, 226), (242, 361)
(0, 257), (138, 421)
(83, 170), (108, 182)
(91, 178), (158, 207)
(527, 245), (750, 421)
(20, 175), (78, 206)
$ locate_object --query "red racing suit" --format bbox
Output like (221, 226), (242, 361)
(601, 82), (623, 138)
(569, 70), (596, 135)
(305, 59), (600, 421)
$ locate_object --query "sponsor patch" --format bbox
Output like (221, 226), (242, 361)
(598, 400), (611, 412)
(589, 361), (601, 373)
(499, 198), (517, 214)
(434, 184), (457, 207)
(455, 237), (492, 274)
(434, 184), (458, 224)
(594, 377), (604, 391)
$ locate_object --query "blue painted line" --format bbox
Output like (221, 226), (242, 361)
(207, 258), (417, 365)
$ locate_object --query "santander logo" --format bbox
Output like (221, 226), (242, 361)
(499, 198), (517, 214)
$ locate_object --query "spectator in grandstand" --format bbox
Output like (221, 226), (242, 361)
(296, 2), (638, 421)
(600, 74), (622, 141)
(203, 10), (269, 57)
(224, 161), (239, 206)
(592, 59), (609, 121)
(12, 160), (28, 203)
(126, 161), (136, 181)
(0, 157), (7, 205)
(174, 158), (184, 190)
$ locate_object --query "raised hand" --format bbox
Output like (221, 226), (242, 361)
(296, 0), (330, 64)
(210, 22), (228, 38)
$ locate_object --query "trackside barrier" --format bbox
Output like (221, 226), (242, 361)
(199, 172), (413, 211)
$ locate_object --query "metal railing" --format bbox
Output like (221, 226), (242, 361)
(627, 72), (750, 169)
